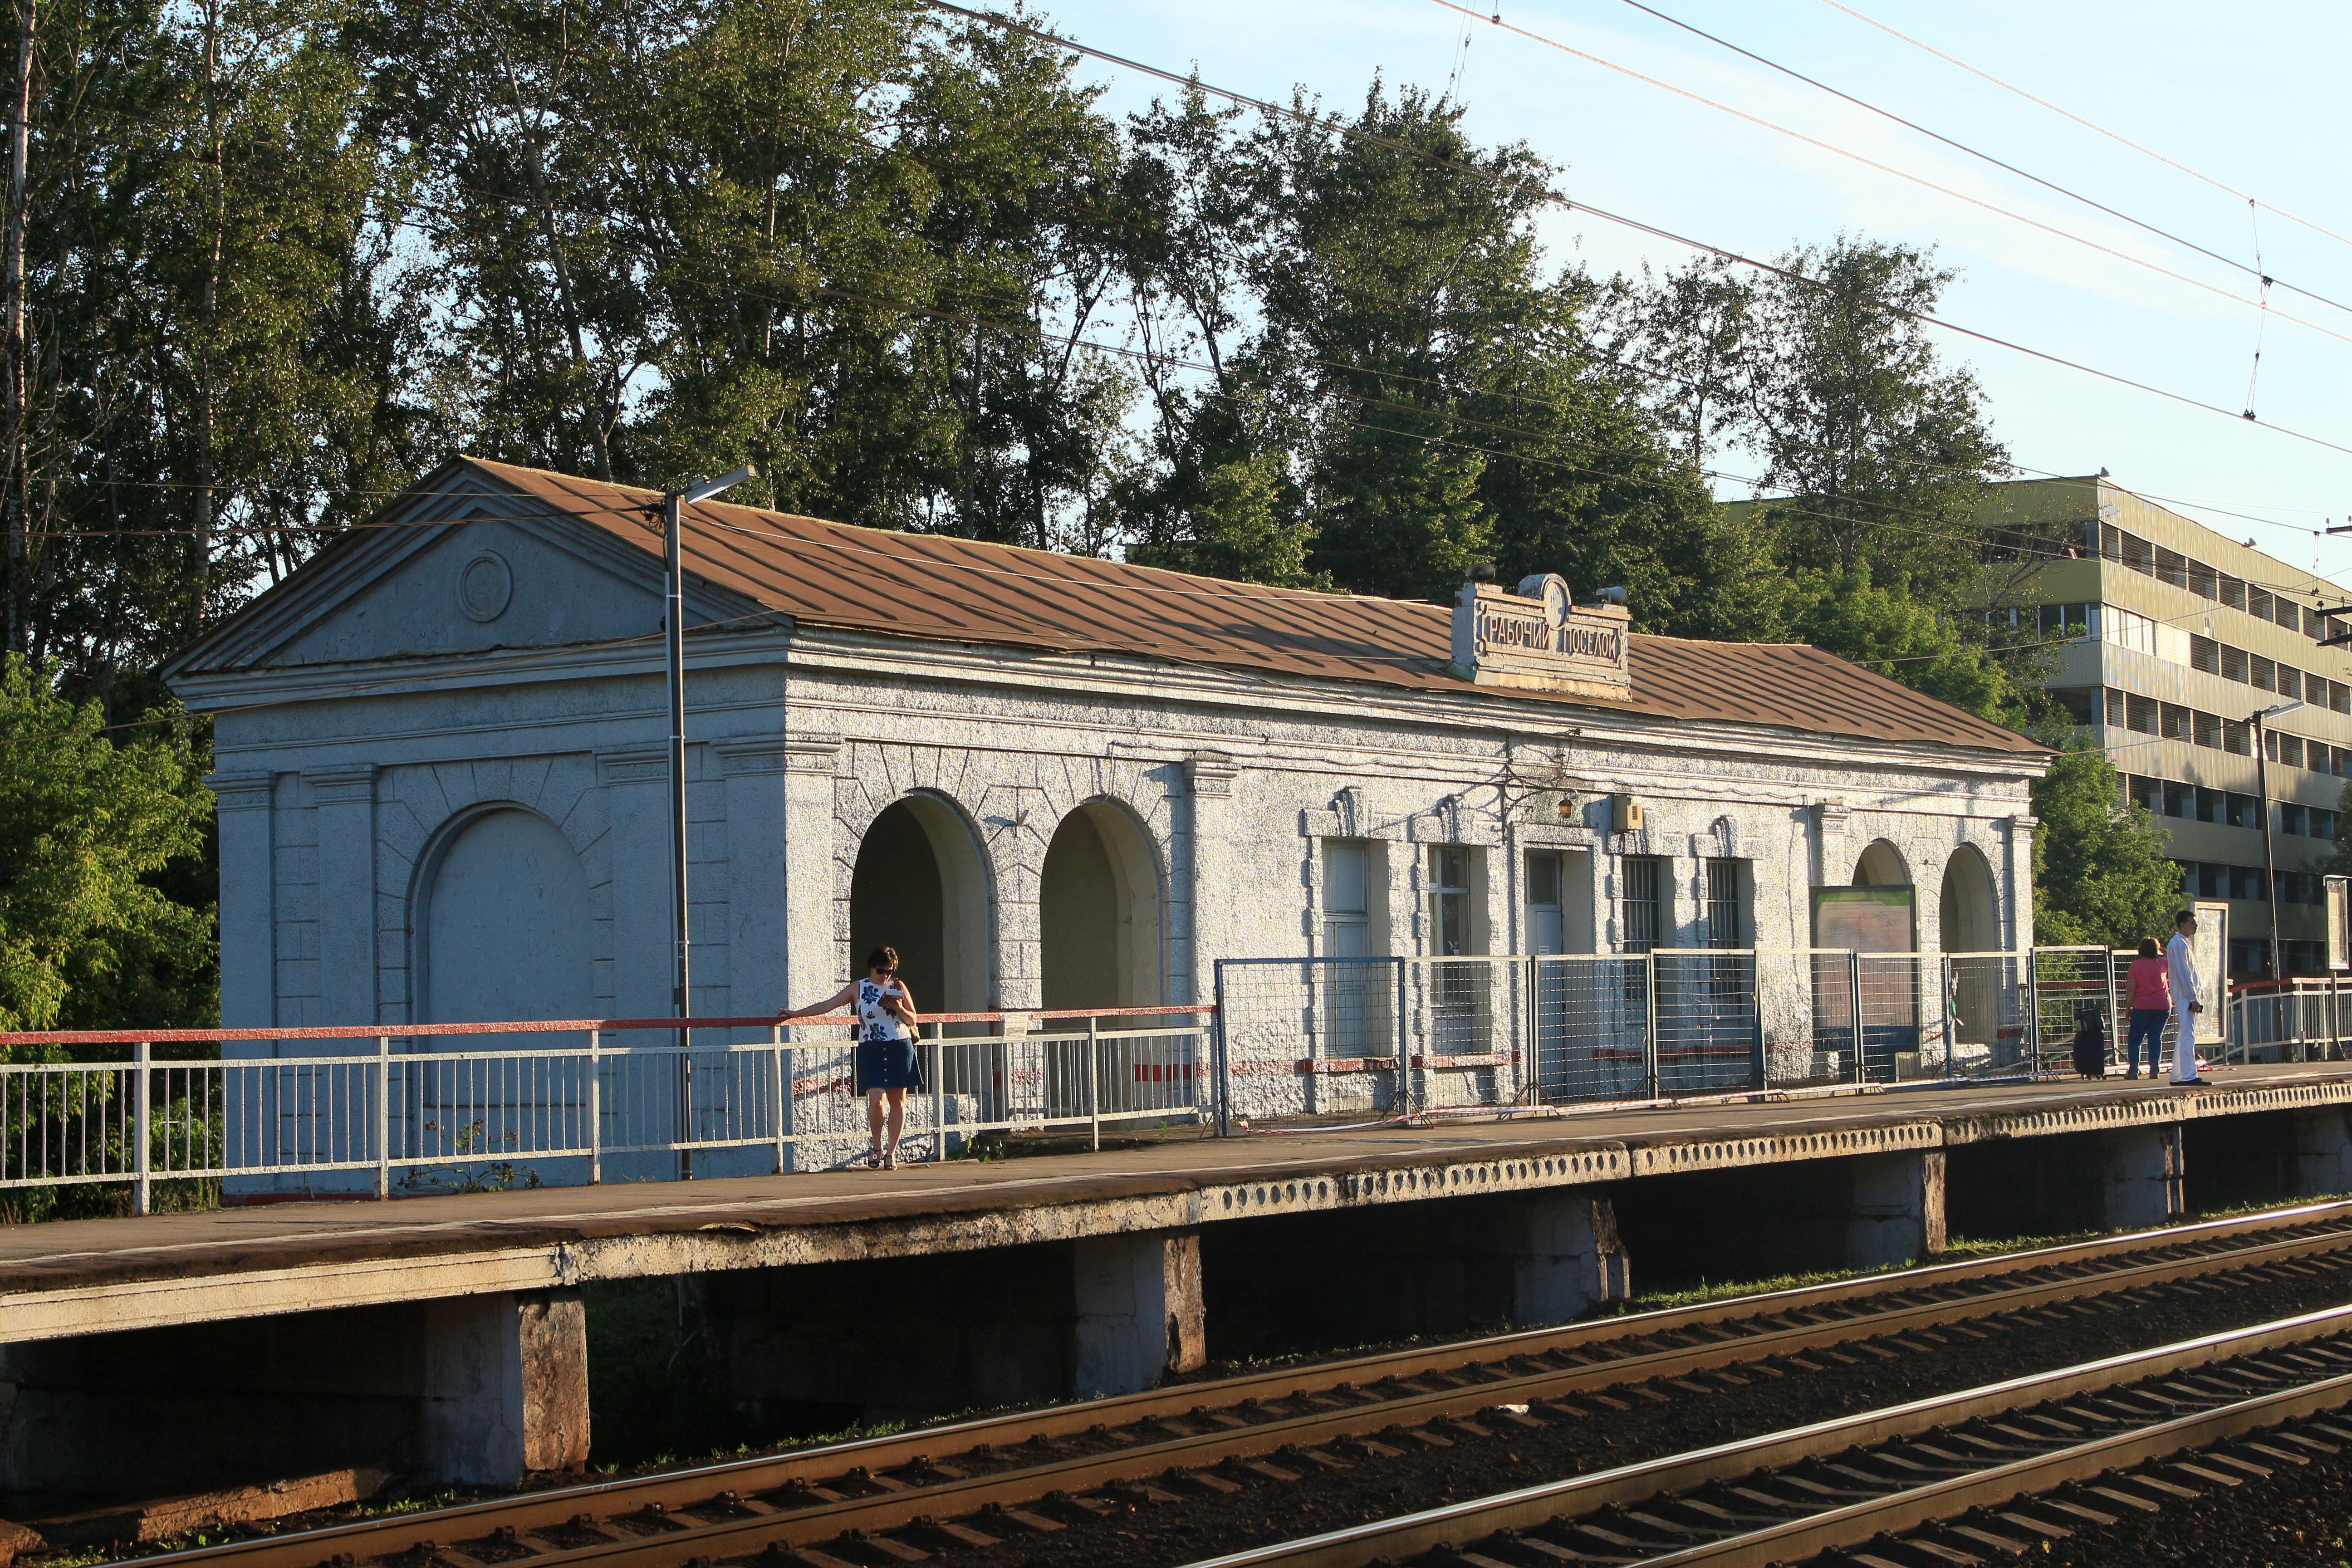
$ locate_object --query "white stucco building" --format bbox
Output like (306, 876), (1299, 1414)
(164, 458), (2048, 1176)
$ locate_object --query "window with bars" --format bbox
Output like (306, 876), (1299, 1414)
(1621, 856), (1664, 955)
(1705, 858), (1746, 948)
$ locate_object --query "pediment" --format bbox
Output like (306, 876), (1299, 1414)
(166, 462), (772, 678)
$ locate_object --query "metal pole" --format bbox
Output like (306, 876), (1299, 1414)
(1088, 1015), (1101, 1152)
(772, 1024), (788, 1175)
(2257, 712), (2287, 994)
(132, 1039), (150, 1217)
(1524, 954), (1539, 1105)
(1396, 956), (1413, 1117)
(1847, 950), (1865, 1085)
(2026, 949), (2043, 1078)
(1212, 961), (1231, 1136)
(932, 1029), (946, 1163)
(666, 487), (694, 1181)
(1642, 953), (1660, 1101)
(587, 1027), (603, 1186)
(374, 1035), (390, 1200)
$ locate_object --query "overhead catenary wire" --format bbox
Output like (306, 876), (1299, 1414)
(921, 1), (2352, 471)
(1814, 0), (2352, 258)
(1602, 0), (2352, 323)
(1426, 0), (2352, 355)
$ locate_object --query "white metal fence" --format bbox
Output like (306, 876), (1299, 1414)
(1209, 947), (2187, 1128)
(0, 1007), (1211, 1214)
(2225, 977), (2352, 1065)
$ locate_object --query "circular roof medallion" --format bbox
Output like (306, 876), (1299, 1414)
(458, 551), (514, 622)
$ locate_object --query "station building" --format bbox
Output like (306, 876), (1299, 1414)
(1997, 476), (2352, 976)
(163, 457), (2047, 1138)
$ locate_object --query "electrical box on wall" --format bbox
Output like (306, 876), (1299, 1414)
(1612, 793), (1644, 833)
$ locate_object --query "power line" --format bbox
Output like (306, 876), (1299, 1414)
(1605, 0), (2352, 322)
(1430, 0), (2352, 354)
(923, 1), (2352, 468)
(1815, 0), (2352, 258)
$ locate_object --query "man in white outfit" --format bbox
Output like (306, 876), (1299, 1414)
(2165, 909), (2209, 1086)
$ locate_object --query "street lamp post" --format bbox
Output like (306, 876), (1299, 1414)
(663, 465), (755, 1179)
(2253, 699), (2308, 988)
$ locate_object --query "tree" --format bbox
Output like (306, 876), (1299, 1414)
(2030, 741), (2182, 949)
(0, 657), (215, 1034)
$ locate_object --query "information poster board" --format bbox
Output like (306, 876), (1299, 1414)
(2330, 876), (2350, 972)
(2192, 899), (2230, 1045)
(1812, 886), (1918, 953)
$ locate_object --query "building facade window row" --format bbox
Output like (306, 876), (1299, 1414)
(2172, 860), (2333, 905)
(2095, 520), (2347, 647)
(2102, 687), (2351, 774)
(2124, 774), (2340, 838)
(2018, 600), (2352, 712)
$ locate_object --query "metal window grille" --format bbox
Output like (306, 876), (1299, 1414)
(1622, 857), (1663, 954)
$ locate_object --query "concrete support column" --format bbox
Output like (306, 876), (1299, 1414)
(419, 1291), (590, 1486)
(2099, 1125), (2185, 1229)
(1512, 1194), (1631, 1325)
(1073, 1229), (1205, 1398)
(2293, 1107), (2352, 1197)
(1847, 1150), (1947, 1269)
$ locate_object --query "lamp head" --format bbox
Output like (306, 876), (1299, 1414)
(680, 464), (758, 505)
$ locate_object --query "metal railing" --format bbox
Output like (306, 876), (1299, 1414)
(0, 1006), (1212, 1213)
(1208, 947), (2218, 1128)
(2225, 977), (2352, 1065)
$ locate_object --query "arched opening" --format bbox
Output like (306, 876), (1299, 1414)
(1853, 839), (1910, 888)
(1938, 845), (1999, 954)
(421, 808), (593, 1036)
(1939, 844), (2005, 1070)
(417, 808), (595, 1172)
(1039, 802), (1164, 1011)
(849, 795), (990, 1016)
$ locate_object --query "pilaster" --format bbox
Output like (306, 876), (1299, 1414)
(305, 765), (379, 1031)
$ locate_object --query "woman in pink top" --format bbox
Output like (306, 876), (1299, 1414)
(2124, 937), (2171, 1080)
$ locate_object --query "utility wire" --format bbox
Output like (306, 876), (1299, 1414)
(1431, 0), (2352, 353)
(1815, 0), (2352, 258)
(1607, 0), (2352, 321)
(923, 1), (2352, 467)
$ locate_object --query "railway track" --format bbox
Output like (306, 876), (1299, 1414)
(1196, 1303), (2352, 1568)
(128, 1199), (2352, 1568)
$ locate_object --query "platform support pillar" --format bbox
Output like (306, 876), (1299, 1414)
(1073, 1229), (1205, 1398)
(1512, 1193), (1630, 1325)
(1847, 1149), (1947, 1269)
(419, 1290), (591, 1485)
(2292, 1107), (2352, 1198)
(2098, 1125), (2184, 1230)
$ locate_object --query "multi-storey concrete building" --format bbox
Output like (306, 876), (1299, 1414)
(2000, 476), (2352, 977)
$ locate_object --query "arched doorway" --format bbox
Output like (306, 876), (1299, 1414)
(849, 796), (990, 1016)
(1938, 845), (1999, 953)
(1938, 844), (2005, 1070)
(417, 808), (595, 1171)
(421, 808), (594, 1035)
(1854, 840), (1910, 889)
(1039, 802), (1164, 1011)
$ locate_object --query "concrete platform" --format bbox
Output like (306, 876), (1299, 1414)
(10, 1060), (2352, 1344)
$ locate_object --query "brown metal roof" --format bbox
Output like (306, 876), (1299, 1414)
(452, 457), (2043, 757)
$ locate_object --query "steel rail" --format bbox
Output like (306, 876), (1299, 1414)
(1184, 1301), (2352, 1568)
(126, 1200), (2352, 1568)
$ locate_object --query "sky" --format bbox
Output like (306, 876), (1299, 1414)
(1039, 0), (2352, 591)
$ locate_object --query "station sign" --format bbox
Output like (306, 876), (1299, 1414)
(1448, 573), (1633, 698)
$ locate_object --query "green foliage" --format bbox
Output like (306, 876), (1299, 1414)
(2029, 741), (2183, 949)
(1784, 570), (2038, 726)
(0, 658), (216, 1038)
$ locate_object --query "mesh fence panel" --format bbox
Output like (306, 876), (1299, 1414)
(1215, 959), (1404, 1124)
(1654, 951), (1756, 1095)
(1531, 955), (1648, 1104)
(1406, 957), (1523, 1112)
(1945, 951), (2029, 1076)
(2030, 948), (2115, 1076)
